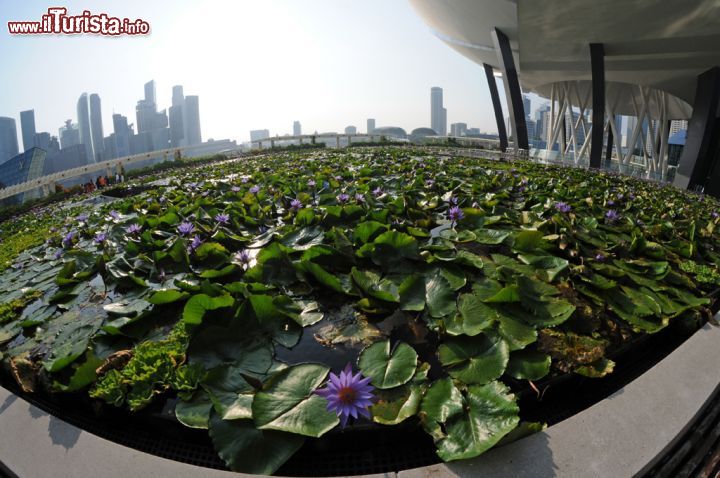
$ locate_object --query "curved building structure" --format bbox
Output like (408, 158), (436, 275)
(410, 0), (720, 192)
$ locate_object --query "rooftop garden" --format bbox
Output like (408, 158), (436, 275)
(0, 147), (718, 474)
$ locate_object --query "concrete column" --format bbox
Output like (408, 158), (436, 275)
(483, 63), (509, 152)
(589, 43), (606, 169)
(675, 67), (720, 193)
(491, 27), (528, 151)
(270, 139), (275, 149)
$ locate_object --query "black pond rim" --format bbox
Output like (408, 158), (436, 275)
(0, 317), (708, 477)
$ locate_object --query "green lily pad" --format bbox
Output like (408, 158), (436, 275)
(176, 391), (213, 429)
(358, 340), (418, 389)
(438, 334), (509, 385)
(252, 363), (339, 437)
(421, 379), (520, 461)
(208, 414), (304, 475)
(506, 350), (551, 380)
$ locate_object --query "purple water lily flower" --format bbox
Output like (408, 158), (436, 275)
(109, 210), (120, 220)
(315, 363), (375, 428)
(595, 253), (606, 262)
(189, 235), (203, 251)
(235, 249), (251, 268)
(290, 199), (303, 211)
(448, 196), (459, 205)
(605, 209), (620, 223)
(628, 193), (636, 200)
(126, 224), (142, 235)
(606, 200), (615, 207)
(241, 177), (249, 184)
(249, 185), (260, 194)
(77, 213), (89, 222)
(54, 249), (63, 260)
(178, 222), (195, 236)
(448, 206), (464, 224)
(94, 232), (107, 244)
(62, 231), (76, 247)
(308, 179), (316, 188)
(372, 187), (383, 197)
(355, 193), (365, 203)
(231, 186), (241, 193)
(712, 211), (719, 219)
(337, 193), (350, 204)
(425, 179), (435, 188)
(334, 175), (343, 182)
(555, 202), (572, 213)
(215, 213), (230, 225)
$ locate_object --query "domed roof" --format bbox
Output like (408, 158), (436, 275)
(410, 127), (438, 137)
(373, 127), (407, 138)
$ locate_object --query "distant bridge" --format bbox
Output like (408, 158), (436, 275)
(251, 133), (392, 149)
(0, 146), (196, 202)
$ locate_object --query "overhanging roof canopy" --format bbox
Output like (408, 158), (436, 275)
(409, 0), (720, 119)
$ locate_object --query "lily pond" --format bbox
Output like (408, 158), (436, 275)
(0, 147), (719, 475)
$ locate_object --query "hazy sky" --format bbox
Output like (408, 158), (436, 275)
(0, 1), (538, 143)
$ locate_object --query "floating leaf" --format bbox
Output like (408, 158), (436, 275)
(358, 340), (418, 389)
(252, 364), (339, 437)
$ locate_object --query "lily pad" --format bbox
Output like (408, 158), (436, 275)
(358, 340), (418, 389)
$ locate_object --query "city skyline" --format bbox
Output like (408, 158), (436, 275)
(0, 1), (507, 143)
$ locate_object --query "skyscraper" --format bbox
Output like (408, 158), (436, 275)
(59, 120), (80, 149)
(169, 85), (185, 147)
(523, 95), (531, 118)
(0, 117), (19, 164)
(112, 114), (132, 158)
(293, 121), (302, 136)
(345, 126), (357, 135)
(183, 95), (201, 146)
(450, 123), (467, 137)
(89, 94), (104, 161)
(145, 80), (157, 106)
(250, 130), (270, 141)
(20, 110), (36, 152)
(431, 87), (446, 136)
(77, 93), (95, 163)
(367, 118), (376, 135)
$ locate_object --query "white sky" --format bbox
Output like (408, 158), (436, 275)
(0, 1), (547, 143)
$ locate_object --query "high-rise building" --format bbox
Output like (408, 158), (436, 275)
(112, 114), (132, 158)
(0, 117), (19, 164)
(145, 80), (157, 106)
(89, 94), (104, 161)
(450, 122), (467, 137)
(77, 93), (95, 163)
(535, 104), (551, 140)
(293, 121), (302, 136)
(431, 87), (447, 136)
(183, 95), (201, 146)
(0, 148), (46, 201)
(135, 80), (170, 151)
(367, 118), (376, 135)
(523, 95), (531, 118)
(59, 120), (80, 149)
(20, 110), (36, 152)
(345, 126), (357, 135)
(670, 120), (688, 136)
(169, 85), (185, 147)
(250, 130), (270, 142)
